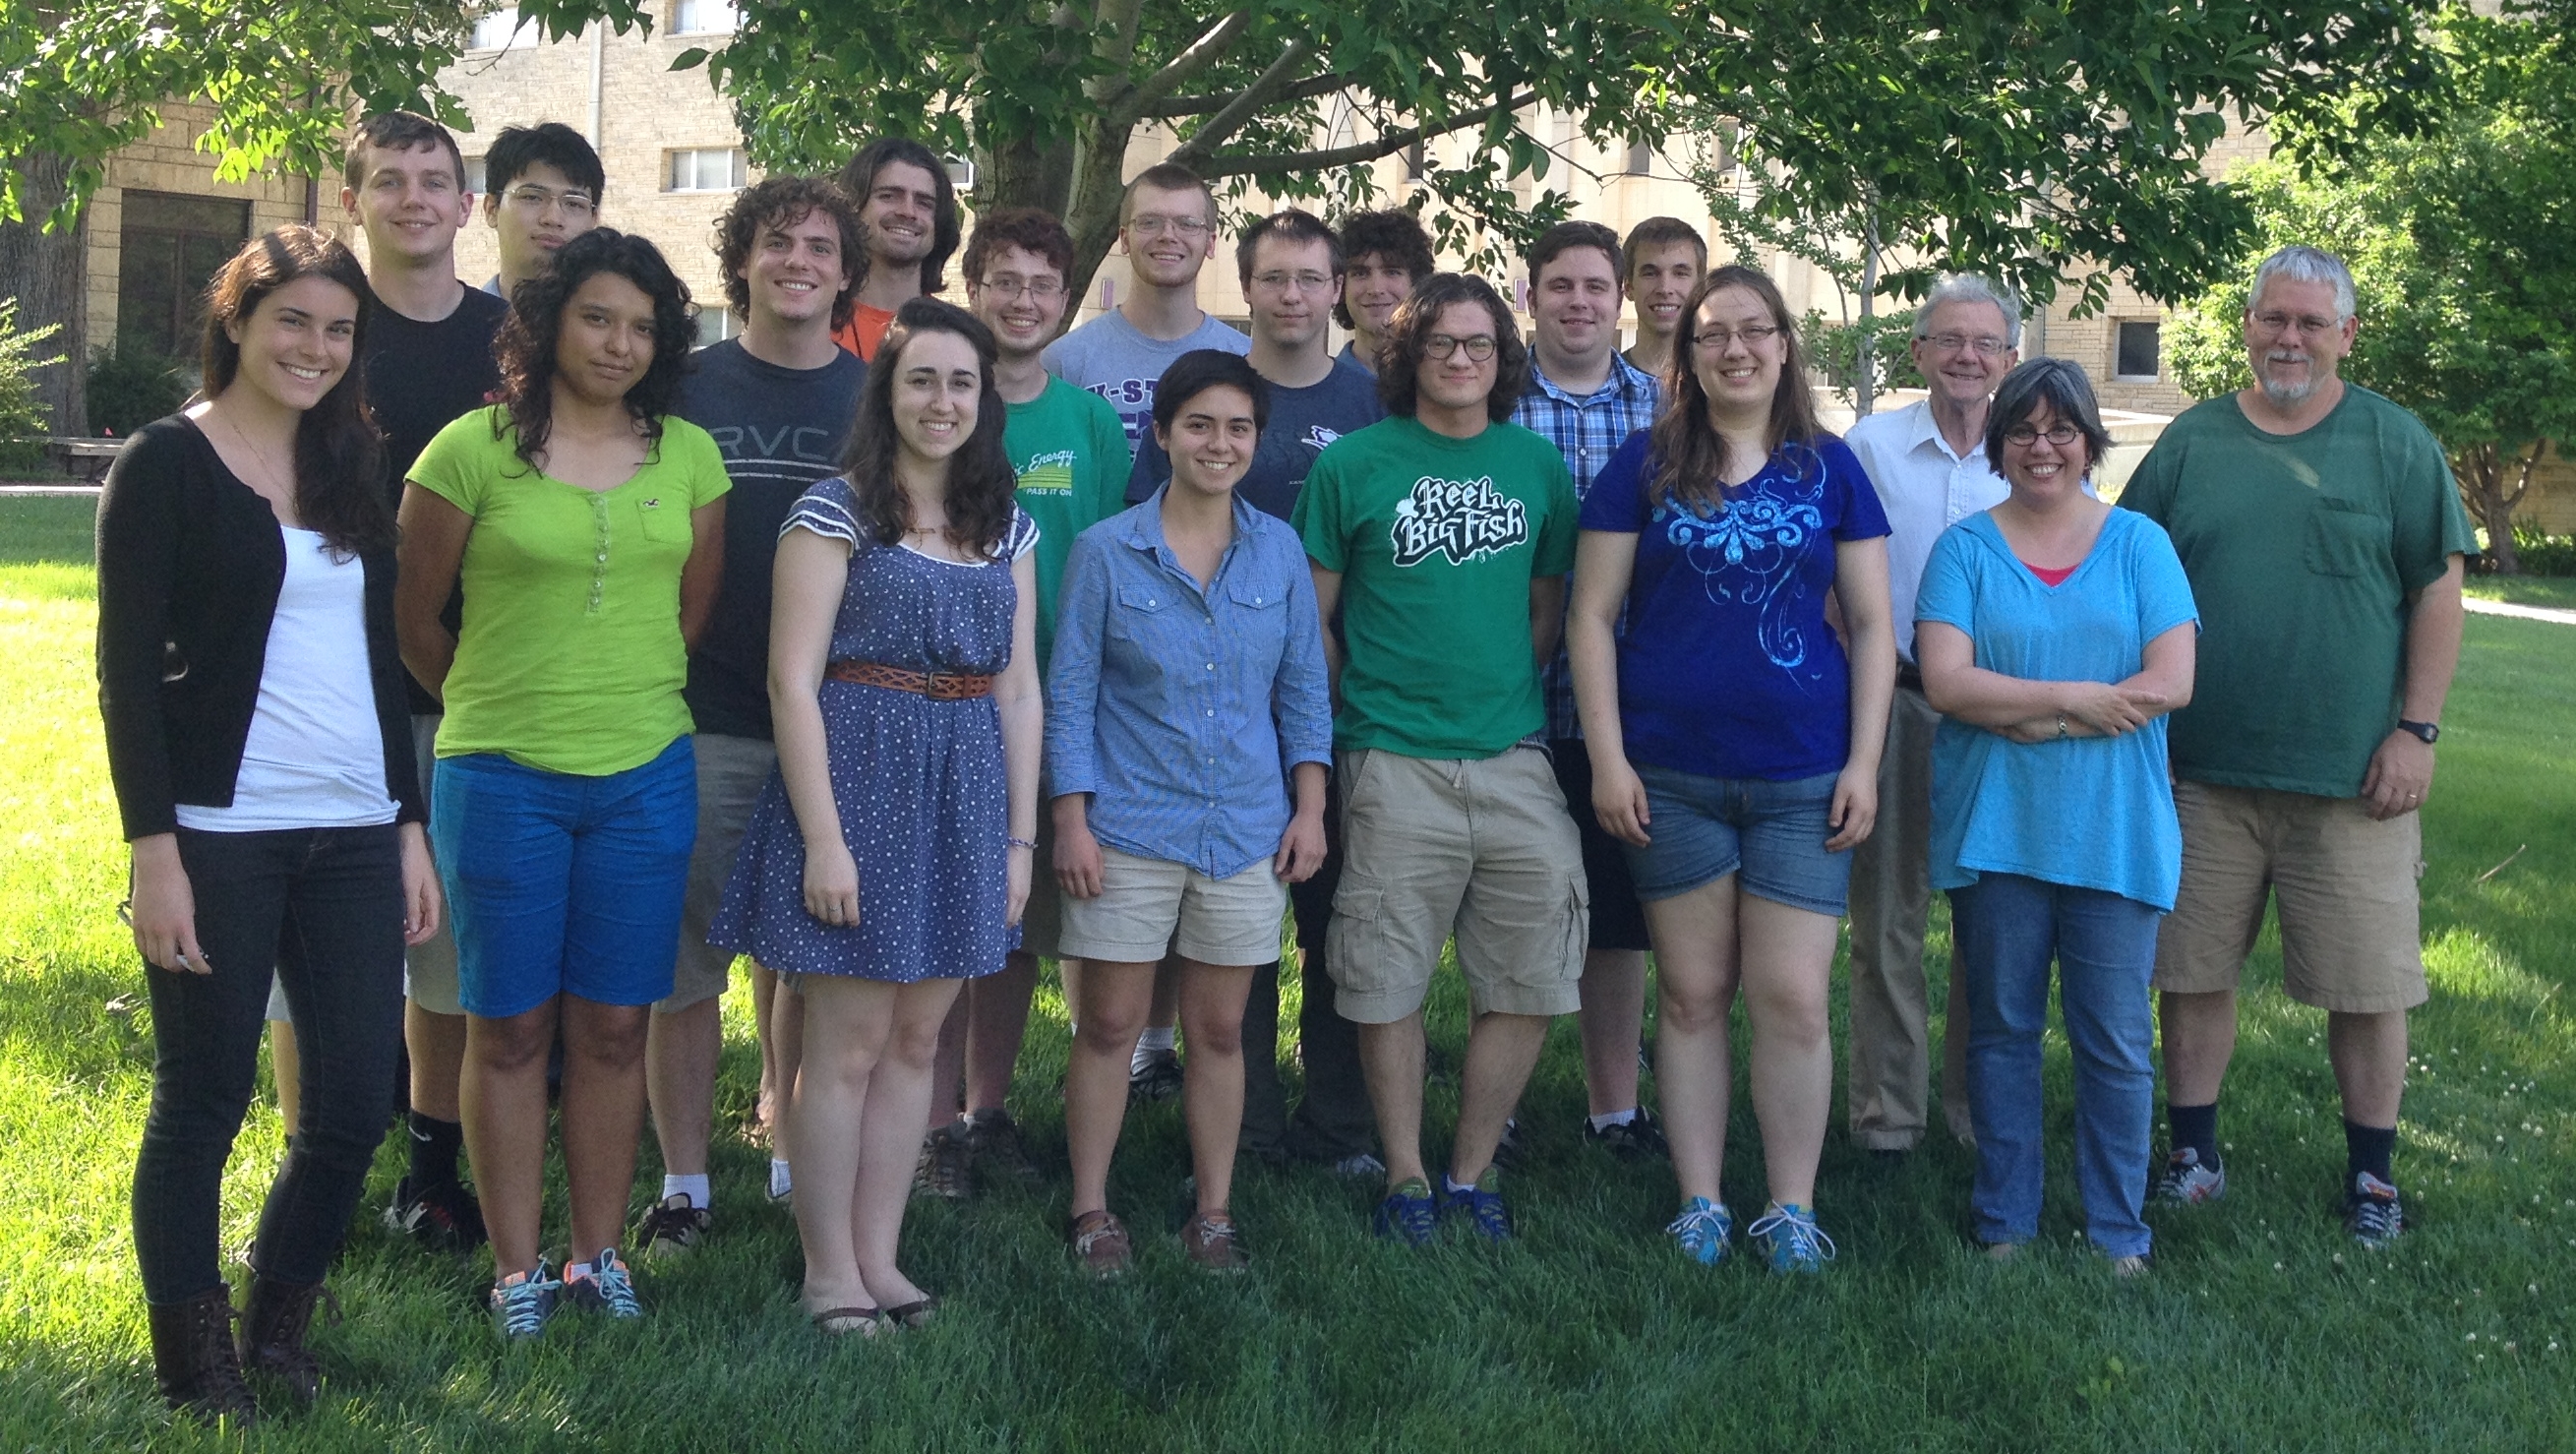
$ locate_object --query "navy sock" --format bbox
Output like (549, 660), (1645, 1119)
(406, 1111), (464, 1188)
(2167, 1102), (2219, 1167)
(2344, 1121), (2396, 1185)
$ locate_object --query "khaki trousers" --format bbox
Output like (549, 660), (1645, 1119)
(1844, 684), (1973, 1149)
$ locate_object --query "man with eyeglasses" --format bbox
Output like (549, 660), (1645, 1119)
(339, 110), (510, 1251)
(1124, 209), (1385, 1173)
(2117, 244), (2469, 1249)
(832, 137), (962, 362)
(1291, 273), (1586, 1244)
(908, 207), (1136, 1196)
(1508, 220), (1666, 1167)
(1044, 162), (1250, 452)
(1840, 273), (2022, 1158)
(476, 123), (604, 302)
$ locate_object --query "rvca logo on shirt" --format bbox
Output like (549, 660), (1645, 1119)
(1390, 475), (1529, 568)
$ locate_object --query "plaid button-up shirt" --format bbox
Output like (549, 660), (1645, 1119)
(1512, 353), (1663, 741)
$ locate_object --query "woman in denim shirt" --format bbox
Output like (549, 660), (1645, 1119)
(1046, 351), (1333, 1276)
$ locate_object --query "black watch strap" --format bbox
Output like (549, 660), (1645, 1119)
(2398, 719), (2440, 744)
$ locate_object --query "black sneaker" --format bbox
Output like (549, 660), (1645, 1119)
(1491, 1116), (1528, 1170)
(384, 1175), (488, 1250)
(1128, 1048), (1184, 1103)
(1582, 1109), (1669, 1161)
(2344, 1172), (2407, 1248)
(962, 1108), (1043, 1183)
(635, 1193), (712, 1261)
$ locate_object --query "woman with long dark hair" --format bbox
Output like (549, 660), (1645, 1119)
(713, 297), (1043, 1334)
(395, 227), (730, 1339)
(98, 225), (440, 1424)
(1566, 266), (1896, 1273)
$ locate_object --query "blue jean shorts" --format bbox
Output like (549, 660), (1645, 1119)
(1624, 764), (1853, 917)
(433, 737), (697, 1019)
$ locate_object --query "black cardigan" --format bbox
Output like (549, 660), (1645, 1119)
(94, 415), (427, 840)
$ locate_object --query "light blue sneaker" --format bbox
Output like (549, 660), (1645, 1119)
(1665, 1196), (1734, 1265)
(1747, 1202), (1836, 1274)
(565, 1246), (643, 1319)
(489, 1259), (561, 1340)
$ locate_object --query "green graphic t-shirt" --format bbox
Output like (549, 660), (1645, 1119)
(2117, 384), (2474, 798)
(1293, 414), (1579, 759)
(1007, 378), (1132, 669)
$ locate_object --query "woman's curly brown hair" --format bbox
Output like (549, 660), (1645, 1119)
(836, 297), (1018, 560)
(490, 227), (697, 469)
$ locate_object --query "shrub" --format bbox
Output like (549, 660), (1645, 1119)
(2511, 520), (2576, 576)
(85, 341), (189, 437)
(1803, 307), (1923, 409)
(0, 297), (65, 474)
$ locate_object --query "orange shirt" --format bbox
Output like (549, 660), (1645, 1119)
(832, 304), (896, 362)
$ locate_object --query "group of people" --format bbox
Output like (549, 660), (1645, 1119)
(95, 104), (2471, 1426)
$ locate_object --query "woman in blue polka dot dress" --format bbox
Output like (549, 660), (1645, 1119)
(713, 299), (1042, 1334)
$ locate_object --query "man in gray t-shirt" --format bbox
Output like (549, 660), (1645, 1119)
(1042, 161), (1247, 449)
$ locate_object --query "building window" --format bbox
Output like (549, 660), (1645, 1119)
(468, 6), (525, 50)
(667, 148), (748, 192)
(116, 191), (250, 361)
(1624, 139), (1654, 176)
(1404, 140), (1425, 182)
(462, 156), (488, 194)
(694, 308), (738, 348)
(672, 0), (738, 33)
(2114, 320), (2162, 382)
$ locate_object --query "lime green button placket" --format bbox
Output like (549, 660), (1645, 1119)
(587, 493), (611, 615)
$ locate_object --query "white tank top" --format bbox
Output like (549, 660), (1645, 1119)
(175, 527), (399, 833)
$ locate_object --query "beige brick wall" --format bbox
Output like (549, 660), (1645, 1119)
(85, 102), (324, 354)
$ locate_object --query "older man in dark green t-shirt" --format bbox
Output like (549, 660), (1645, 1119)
(1293, 274), (1585, 1246)
(2118, 244), (2472, 1250)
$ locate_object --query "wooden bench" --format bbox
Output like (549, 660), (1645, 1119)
(42, 437), (123, 484)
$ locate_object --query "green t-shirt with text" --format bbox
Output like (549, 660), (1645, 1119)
(1293, 415), (1579, 759)
(1007, 378), (1131, 670)
(410, 406), (732, 776)
(2117, 384), (2473, 797)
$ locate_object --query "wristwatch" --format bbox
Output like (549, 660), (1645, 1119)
(2397, 719), (2440, 744)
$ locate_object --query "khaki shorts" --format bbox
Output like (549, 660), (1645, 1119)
(403, 714), (462, 1016)
(1018, 810), (1064, 962)
(660, 733), (777, 1011)
(1326, 746), (1587, 1023)
(2154, 779), (2427, 1013)
(1058, 844), (1288, 967)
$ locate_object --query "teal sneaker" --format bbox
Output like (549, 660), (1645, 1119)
(564, 1246), (643, 1318)
(1372, 1179), (1438, 1246)
(489, 1259), (561, 1340)
(1666, 1196), (1733, 1265)
(1747, 1202), (1836, 1274)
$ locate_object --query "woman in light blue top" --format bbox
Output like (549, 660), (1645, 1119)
(1915, 357), (2197, 1270)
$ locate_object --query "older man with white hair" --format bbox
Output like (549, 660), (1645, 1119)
(1840, 273), (2021, 1155)
(2118, 244), (2470, 1248)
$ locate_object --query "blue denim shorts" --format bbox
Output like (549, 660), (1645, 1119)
(1624, 764), (1853, 917)
(433, 737), (697, 1019)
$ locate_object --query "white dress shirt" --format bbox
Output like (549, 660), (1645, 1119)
(1843, 398), (2011, 663)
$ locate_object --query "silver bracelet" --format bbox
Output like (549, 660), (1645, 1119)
(1005, 836), (1038, 850)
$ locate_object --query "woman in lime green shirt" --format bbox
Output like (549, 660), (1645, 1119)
(396, 229), (729, 1339)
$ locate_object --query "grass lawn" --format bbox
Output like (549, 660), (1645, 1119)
(2, 494), (2570, 1451)
(2465, 574), (2576, 613)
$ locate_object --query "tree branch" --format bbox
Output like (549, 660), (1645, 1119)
(1147, 69), (1348, 119)
(1194, 91), (1538, 180)
(1166, 38), (1316, 164)
(1082, 0), (1151, 102)
(1106, 10), (1255, 125)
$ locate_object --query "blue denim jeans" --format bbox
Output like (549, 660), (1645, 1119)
(1948, 873), (2162, 1258)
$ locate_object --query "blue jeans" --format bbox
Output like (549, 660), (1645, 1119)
(1948, 873), (2161, 1258)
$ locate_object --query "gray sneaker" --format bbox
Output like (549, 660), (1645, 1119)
(2153, 1147), (2226, 1205)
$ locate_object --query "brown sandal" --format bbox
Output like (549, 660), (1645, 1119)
(809, 1305), (883, 1337)
(1067, 1209), (1133, 1279)
(882, 1296), (938, 1330)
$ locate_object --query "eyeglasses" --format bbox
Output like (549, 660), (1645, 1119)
(1923, 332), (2008, 356)
(505, 185), (596, 219)
(1691, 323), (1781, 350)
(2001, 422), (2084, 447)
(1422, 333), (1497, 361)
(977, 273), (1064, 301)
(1127, 213), (1211, 238)
(1250, 270), (1335, 293)
(2250, 310), (2342, 337)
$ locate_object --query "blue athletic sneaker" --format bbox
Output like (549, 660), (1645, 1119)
(1747, 1202), (1836, 1274)
(1372, 1179), (1438, 1246)
(565, 1246), (643, 1319)
(1666, 1196), (1733, 1265)
(1439, 1169), (1513, 1242)
(489, 1259), (561, 1340)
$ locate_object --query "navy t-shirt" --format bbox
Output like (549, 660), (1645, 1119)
(366, 285), (509, 713)
(1579, 429), (1891, 781)
(1125, 354), (1385, 523)
(673, 338), (868, 740)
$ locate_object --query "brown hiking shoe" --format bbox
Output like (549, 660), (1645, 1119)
(239, 1274), (337, 1405)
(148, 1283), (258, 1426)
(1179, 1209), (1250, 1275)
(1067, 1209), (1133, 1278)
(912, 1123), (973, 1201)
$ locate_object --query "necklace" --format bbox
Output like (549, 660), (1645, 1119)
(214, 406), (298, 515)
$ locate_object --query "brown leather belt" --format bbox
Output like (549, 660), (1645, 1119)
(825, 659), (996, 699)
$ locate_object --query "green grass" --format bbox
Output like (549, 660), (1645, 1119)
(2465, 575), (2576, 613)
(3, 496), (2571, 1451)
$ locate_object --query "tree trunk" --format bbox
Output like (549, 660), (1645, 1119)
(1854, 199), (1880, 419)
(2458, 442), (2524, 576)
(0, 153), (89, 437)
(979, 133), (1075, 219)
(1059, 111), (1139, 317)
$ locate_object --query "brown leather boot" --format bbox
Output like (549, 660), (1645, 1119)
(146, 1283), (258, 1426)
(239, 1274), (336, 1405)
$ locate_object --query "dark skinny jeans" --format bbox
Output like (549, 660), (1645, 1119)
(133, 824), (405, 1303)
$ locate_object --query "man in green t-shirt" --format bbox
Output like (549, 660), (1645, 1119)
(2117, 244), (2471, 1249)
(925, 208), (1133, 1190)
(1291, 273), (1585, 1244)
